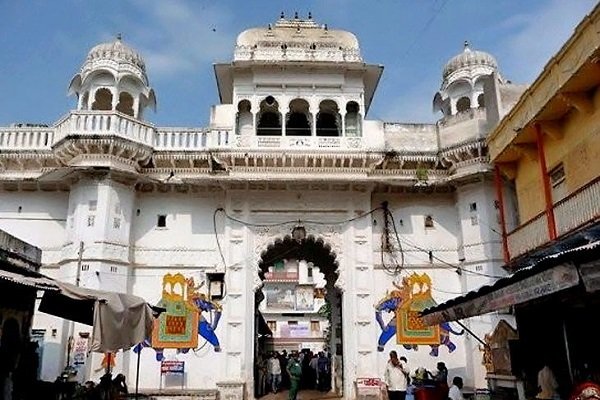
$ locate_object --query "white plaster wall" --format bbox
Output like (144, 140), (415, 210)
(0, 190), (68, 265)
(132, 192), (224, 267)
(438, 117), (487, 148)
(373, 193), (461, 266)
(383, 123), (438, 152)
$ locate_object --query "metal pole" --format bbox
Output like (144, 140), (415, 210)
(562, 319), (573, 384)
(135, 348), (141, 399)
(65, 241), (84, 370)
(455, 320), (488, 347)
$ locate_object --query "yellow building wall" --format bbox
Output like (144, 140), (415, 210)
(513, 87), (600, 224)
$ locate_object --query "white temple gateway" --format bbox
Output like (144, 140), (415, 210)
(0, 13), (526, 399)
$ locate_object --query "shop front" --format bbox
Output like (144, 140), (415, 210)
(421, 233), (600, 400)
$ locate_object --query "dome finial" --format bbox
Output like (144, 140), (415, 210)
(116, 33), (122, 41)
(294, 11), (298, 19)
(308, 11), (312, 19)
(464, 40), (470, 50)
(280, 11), (285, 19)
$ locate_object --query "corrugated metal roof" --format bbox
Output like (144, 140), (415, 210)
(0, 268), (59, 291)
(421, 240), (600, 321)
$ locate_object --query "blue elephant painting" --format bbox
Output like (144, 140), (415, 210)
(375, 273), (463, 356)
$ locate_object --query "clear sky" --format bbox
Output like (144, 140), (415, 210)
(0, 0), (596, 127)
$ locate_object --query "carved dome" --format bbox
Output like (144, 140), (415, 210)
(234, 13), (362, 63)
(79, 36), (148, 85)
(443, 42), (497, 80)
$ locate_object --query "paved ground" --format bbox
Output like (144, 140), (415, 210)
(259, 389), (341, 400)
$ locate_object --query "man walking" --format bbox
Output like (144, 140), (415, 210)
(269, 352), (282, 393)
(287, 353), (303, 400)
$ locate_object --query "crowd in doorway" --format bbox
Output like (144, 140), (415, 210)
(256, 349), (332, 399)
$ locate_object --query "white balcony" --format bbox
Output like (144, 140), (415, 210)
(507, 178), (600, 259)
(54, 110), (155, 147)
(0, 127), (55, 150)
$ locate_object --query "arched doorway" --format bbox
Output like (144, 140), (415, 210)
(253, 233), (344, 399)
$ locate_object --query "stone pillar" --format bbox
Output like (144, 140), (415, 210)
(310, 107), (318, 136)
(216, 192), (250, 399)
(60, 172), (136, 382)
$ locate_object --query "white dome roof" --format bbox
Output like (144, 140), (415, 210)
(234, 14), (362, 63)
(79, 36), (148, 84)
(442, 42), (497, 80)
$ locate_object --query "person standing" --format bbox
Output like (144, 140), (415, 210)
(287, 353), (302, 400)
(537, 363), (559, 400)
(269, 353), (282, 394)
(384, 351), (409, 400)
(448, 376), (465, 400)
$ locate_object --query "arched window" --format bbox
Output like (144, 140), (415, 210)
(477, 93), (485, 108)
(456, 97), (471, 113)
(316, 100), (340, 137)
(257, 96), (281, 136)
(91, 88), (113, 111)
(236, 100), (252, 135)
(286, 98), (311, 136)
(116, 92), (134, 116)
(345, 101), (361, 137)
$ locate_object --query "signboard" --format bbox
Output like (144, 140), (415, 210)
(161, 360), (185, 375)
(422, 263), (579, 325)
(288, 325), (310, 338)
(355, 378), (383, 396)
(295, 286), (315, 311)
(265, 284), (296, 311)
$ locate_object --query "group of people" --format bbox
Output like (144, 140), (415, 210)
(256, 349), (331, 399)
(384, 351), (465, 400)
(71, 373), (128, 400)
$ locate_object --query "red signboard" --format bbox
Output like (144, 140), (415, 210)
(161, 360), (185, 375)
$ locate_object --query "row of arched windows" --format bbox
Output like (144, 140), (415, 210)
(81, 88), (136, 117)
(455, 93), (485, 113)
(236, 97), (362, 137)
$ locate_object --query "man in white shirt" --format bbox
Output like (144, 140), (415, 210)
(448, 376), (465, 400)
(268, 353), (282, 393)
(384, 351), (409, 400)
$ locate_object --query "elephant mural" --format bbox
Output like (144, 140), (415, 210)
(134, 273), (222, 361)
(375, 273), (463, 357)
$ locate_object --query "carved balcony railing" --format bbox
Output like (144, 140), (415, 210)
(507, 177), (600, 259)
(554, 176), (600, 237)
(54, 110), (155, 147)
(233, 135), (363, 149)
(507, 211), (550, 259)
(154, 128), (232, 150)
(0, 127), (55, 150)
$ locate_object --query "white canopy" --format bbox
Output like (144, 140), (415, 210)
(35, 279), (157, 353)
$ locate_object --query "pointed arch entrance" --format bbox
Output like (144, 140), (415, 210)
(253, 233), (344, 399)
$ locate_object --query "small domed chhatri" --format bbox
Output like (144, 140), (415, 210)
(442, 41), (498, 85)
(433, 41), (502, 118)
(80, 35), (148, 84)
(68, 34), (156, 120)
(234, 12), (362, 63)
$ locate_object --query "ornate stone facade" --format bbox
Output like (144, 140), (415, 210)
(0, 14), (526, 399)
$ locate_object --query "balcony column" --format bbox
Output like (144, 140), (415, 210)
(281, 108), (288, 136)
(111, 88), (118, 111)
(251, 111), (257, 135)
(340, 111), (346, 137)
(535, 123), (557, 240)
(494, 165), (510, 263)
(310, 106), (318, 136)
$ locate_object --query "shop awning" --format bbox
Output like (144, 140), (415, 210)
(0, 264), (160, 353)
(421, 240), (600, 326)
(0, 268), (59, 291)
(39, 281), (159, 353)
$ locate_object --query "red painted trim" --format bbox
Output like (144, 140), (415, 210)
(535, 123), (557, 240)
(494, 165), (510, 263)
